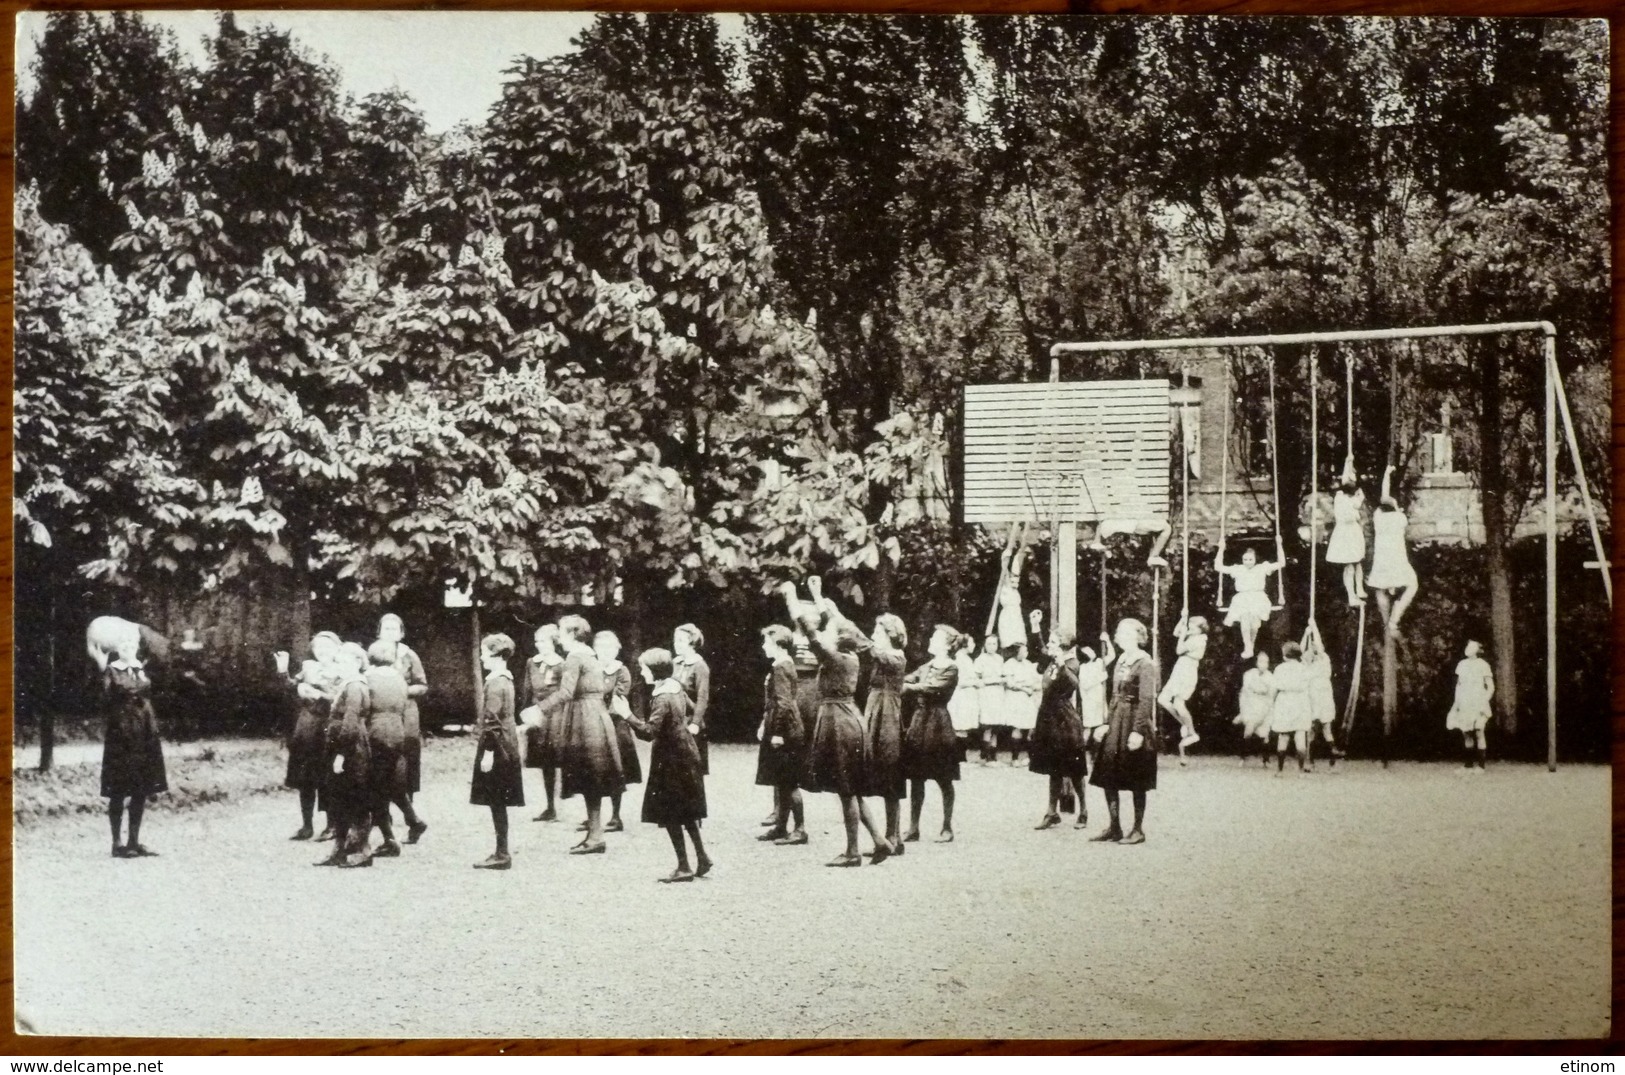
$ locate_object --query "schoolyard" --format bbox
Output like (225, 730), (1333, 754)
(12, 737), (1610, 1040)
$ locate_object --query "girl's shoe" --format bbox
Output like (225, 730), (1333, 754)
(1120, 831), (1146, 845)
(869, 842), (894, 865)
(533, 808), (557, 823)
(372, 841), (402, 858)
(112, 845), (134, 859)
(474, 853), (512, 870)
(774, 831), (809, 846)
(1073, 816), (1090, 830)
(569, 842), (607, 855)
(406, 821), (428, 844)
(1089, 828), (1123, 843)
(289, 826), (314, 841)
(825, 853), (863, 868)
(903, 830), (921, 843)
(606, 818), (624, 833)
(659, 868), (695, 883)
(695, 855), (713, 877)
(125, 844), (159, 857)
(1035, 813), (1061, 830)
(315, 826), (337, 843)
(934, 831), (954, 843)
(758, 828), (788, 842)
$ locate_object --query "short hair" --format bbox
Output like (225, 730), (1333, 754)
(482, 633), (515, 660)
(593, 630), (620, 650)
(366, 640), (396, 667)
(1052, 626), (1077, 649)
(873, 613), (907, 650)
(639, 647), (674, 680)
(379, 613), (404, 632)
(675, 623), (705, 650)
(338, 641), (369, 668)
(760, 624), (793, 652)
(933, 624), (963, 653)
(311, 630), (342, 650)
(557, 615), (591, 643)
(1187, 616), (1209, 635)
(534, 623), (558, 642)
(1116, 618), (1149, 645)
(833, 620), (867, 653)
(1281, 641), (1303, 660)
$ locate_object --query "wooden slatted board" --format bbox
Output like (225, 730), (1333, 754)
(962, 380), (1171, 525)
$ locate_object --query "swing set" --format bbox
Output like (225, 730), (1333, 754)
(1044, 320), (1610, 772)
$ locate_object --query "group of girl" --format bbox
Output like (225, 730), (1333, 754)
(752, 576), (1167, 863)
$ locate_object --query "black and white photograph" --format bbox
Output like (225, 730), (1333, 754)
(11, 9), (1611, 1041)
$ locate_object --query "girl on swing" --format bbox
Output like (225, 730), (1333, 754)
(1327, 458), (1369, 607)
(1215, 536), (1286, 660)
(1367, 464), (1419, 638)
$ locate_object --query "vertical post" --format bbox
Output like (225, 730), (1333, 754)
(471, 602), (483, 730)
(1545, 334), (1558, 773)
(1056, 522), (1078, 644)
(1381, 626), (1396, 766)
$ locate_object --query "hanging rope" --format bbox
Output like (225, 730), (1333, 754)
(1345, 348), (1355, 467)
(1180, 361), (1191, 618)
(1216, 356), (1231, 607)
(1267, 356), (1286, 607)
(1309, 347), (1319, 631)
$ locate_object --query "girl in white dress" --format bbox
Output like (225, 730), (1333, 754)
(1078, 631), (1115, 745)
(1234, 650), (1274, 766)
(1267, 642), (1311, 776)
(999, 640), (1042, 765)
(1216, 538), (1285, 659)
(1300, 622), (1342, 771)
(947, 635), (982, 742)
(1156, 614), (1208, 763)
(1446, 640), (1494, 772)
(1367, 464), (1418, 638)
(1327, 458), (1368, 607)
(974, 635), (1008, 764)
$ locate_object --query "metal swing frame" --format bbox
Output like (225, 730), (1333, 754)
(1050, 321), (1610, 773)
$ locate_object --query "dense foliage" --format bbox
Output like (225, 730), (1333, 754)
(15, 13), (1609, 757)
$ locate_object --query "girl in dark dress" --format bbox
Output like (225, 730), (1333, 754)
(316, 642), (373, 868)
(100, 637), (168, 858)
(763, 615), (819, 830)
(470, 633), (523, 870)
(364, 641), (425, 856)
(755, 625), (807, 845)
(375, 614), (429, 803)
(277, 630), (341, 841)
(631, 648), (711, 882)
(781, 577), (893, 868)
(864, 613), (909, 854)
(594, 630), (640, 834)
(544, 615), (624, 855)
(1029, 624), (1088, 832)
(1090, 617), (1161, 845)
(521, 624), (565, 822)
(672, 624), (711, 775)
(901, 624), (961, 844)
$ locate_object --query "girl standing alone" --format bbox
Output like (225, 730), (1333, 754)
(901, 624), (962, 845)
(470, 633), (523, 870)
(101, 636), (168, 858)
(755, 625), (807, 845)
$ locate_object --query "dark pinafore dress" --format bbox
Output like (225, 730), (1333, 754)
(796, 612), (867, 796)
(862, 649), (907, 799)
(602, 659), (642, 785)
(284, 660), (337, 792)
(551, 647), (625, 801)
(100, 660), (168, 799)
(365, 664), (411, 804)
(321, 676), (373, 827)
(901, 659), (961, 783)
(635, 683), (706, 826)
(1091, 651), (1161, 793)
(673, 653), (711, 776)
(471, 669), (524, 807)
(385, 643), (428, 793)
(1029, 655), (1086, 779)
(522, 654), (564, 769)
(754, 656), (806, 788)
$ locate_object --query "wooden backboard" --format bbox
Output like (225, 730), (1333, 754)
(962, 380), (1171, 525)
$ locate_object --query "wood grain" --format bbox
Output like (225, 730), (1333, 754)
(1, 0), (1619, 1056)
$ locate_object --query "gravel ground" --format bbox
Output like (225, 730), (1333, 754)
(13, 739), (1610, 1040)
